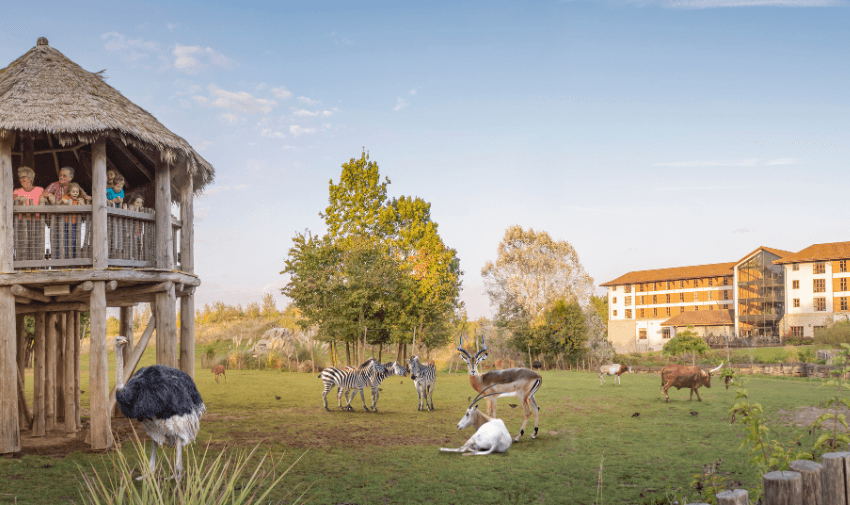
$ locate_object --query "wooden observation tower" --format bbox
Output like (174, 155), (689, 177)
(0, 38), (214, 452)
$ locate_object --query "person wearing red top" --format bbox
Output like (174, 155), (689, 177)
(12, 166), (45, 260)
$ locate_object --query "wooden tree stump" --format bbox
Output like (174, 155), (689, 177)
(763, 470), (801, 505)
(716, 489), (749, 505)
(821, 452), (850, 505)
(789, 459), (823, 505)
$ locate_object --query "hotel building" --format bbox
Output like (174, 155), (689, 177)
(601, 242), (850, 353)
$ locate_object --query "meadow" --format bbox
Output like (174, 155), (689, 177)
(0, 344), (842, 505)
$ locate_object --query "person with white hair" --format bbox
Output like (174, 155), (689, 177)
(13, 166), (45, 260)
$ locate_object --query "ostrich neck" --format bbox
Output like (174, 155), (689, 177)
(115, 343), (125, 391)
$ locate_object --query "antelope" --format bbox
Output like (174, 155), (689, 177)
(212, 365), (226, 383)
(457, 334), (542, 442)
(440, 385), (512, 455)
(599, 364), (631, 386)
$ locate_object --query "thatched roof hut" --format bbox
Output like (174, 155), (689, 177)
(0, 37), (214, 197)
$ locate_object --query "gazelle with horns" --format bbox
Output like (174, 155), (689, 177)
(457, 334), (542, 442)
(440, 385), (512, 455)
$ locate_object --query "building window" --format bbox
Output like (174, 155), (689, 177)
(613, 297), (617, 304)
(611, 286), (617, 292)
(639, 329), (647, 340)
(613, 310), (617, 316)
(693, 279), (699, 288)
(814, 279), (826, 293)
(625, 296), (632, 306)
(708, 291), (713, 301)
(638, 284), (644, 292)
(625, 285), (631, 293)
(625, 309), (632, 318)
(709, 278), (714, 287)
(841, 260), (848, 273)
(666, 307), (671, 316)
(680, 307), (685, 314)
(793, 298), (800, 308)
(694, 305), (699, 311)
(841, 298), (848, 311)
(653, 295), (657, 304)
(723, 290), (729, 300)
(841, 278), (848, 292)
(639, 309), (645, 318)
(653, 308), (658, 317)
(662, 328), (671, 339)
(679, 293), (685, 302)
(814, 297), (826, 311)
(665, 294), (671, 303)
(724, 276), (730, 286)
(791, 326), (804, 337)
(639, 296), (644, 305)
(792, 264), (799, 271)
(680, 280), (684, 289)
(814, 262), (826, 274)
(792, 280), (799, 289)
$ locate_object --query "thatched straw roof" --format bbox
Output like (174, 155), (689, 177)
(0, 37), (214, 193)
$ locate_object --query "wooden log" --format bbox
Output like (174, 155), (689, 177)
(16, 314), (26, 430)
(0, 130), (15, 273)
(89, 281), (112, 449)
(55, 313), (65, 423)
(110, 139), (153, 181)
(108, 282), (170, 300)
(15, 297), (30, 304)
(16, 302), (89, 315)
(11, 285), (51, 303)
(92, 140), (107, 270)
(822, 452), (850, 505)
(155, 160), (173, 270)
(54, 281), (93, 303)
(180, 169), (193, 272)
(790, 459), (823, 505)
(107, 280), (118, 291)
(45, 312), (56, 430)
(32, 312), (45, 437)
(763, 470), (802, 505)
(108, 315), (156, 415)
(64, 310), (76, 433)
(74, 311), (80, 429)
(113, 306), (134, 417)
(180, 292), (195, 379)
(16, 365), (32, 430)
(0, 269), (201, 287)
(156, 282), (177, 368)
(0, 130), (18, 454)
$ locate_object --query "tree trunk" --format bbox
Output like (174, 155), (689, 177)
(377, 343), (382, 363)
(345, 341), (351, 367)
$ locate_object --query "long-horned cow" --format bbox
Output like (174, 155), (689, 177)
(599, 364), (631, 386)
(457, 335), (542, 442)
(660, 361), (723, 402)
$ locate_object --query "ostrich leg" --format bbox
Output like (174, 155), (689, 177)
(174, 442), (183, 480)
(137, 441), (158, 481)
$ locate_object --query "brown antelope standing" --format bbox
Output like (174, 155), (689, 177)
(457, 335), (542, 442)
(212, 365), (226, 383)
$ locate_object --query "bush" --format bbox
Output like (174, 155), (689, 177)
(815, 320), (850, 346)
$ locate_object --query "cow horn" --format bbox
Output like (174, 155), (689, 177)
(709, 361), (723, 374)
(457, 335), (472, 360)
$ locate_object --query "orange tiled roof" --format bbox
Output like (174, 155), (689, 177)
(599, 262), (736, 287)
(773, 241), (850, 265)
(737, 246), (794, 264)
(660, 310), (734, 327)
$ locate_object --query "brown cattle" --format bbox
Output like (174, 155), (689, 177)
(660, 362), (723, 402)
(212, 365), (226, 383)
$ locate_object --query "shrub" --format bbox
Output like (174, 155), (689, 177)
(784, 345), (799, 363)
(815, 320), (850, 347)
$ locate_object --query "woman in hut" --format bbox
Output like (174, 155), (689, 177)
(42, 166), (91, 259)
(12, 166), (45, 261)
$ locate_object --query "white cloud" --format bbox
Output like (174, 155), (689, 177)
(653, 158), (800, 167)
(297, 96), (318, 105)
(289, 125), (317, 136)
(394, 98), (408, 111)
(636, 0), (844, 7)
(221, 113), (239, 123)
(733, 227), (754, 233)
(292, 109), (334, 117)
(167, 23), (179, 32)
(204, 85), (277, 114)
(194, 140), (214, 152)
(261, 129), (286, 139)
(272, 87), (294, 99)
(173, 44), (235, 74)
(192, 95), (208, 104)
(102, 32), (160, 61)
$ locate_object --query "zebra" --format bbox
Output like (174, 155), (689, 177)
(408, 355), (436, 411)
(320, 358), (387, 412)
(345, 361), (407, 412)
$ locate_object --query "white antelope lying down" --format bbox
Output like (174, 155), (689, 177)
(599, 364), (632, 386)
(440, 386), (512, 456)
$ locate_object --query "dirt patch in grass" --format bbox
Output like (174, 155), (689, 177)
(777, 406), (850, 432)
(12, 416), (147, 458)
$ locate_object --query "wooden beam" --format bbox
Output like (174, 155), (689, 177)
(110, 139), (153, 181)
(16, 315), (26, 431)
(64, 310), (75, 433)
(92, 140), (107, 270)
(54, 281), (94, 303)
(106, 280), (118, 291)
(180, 292), (195, 379)
(15, 297), (31, 304)
(43, 285), (70, 297)
(74, 311), (81, 430)
(16, 302), (88, 315)
(89, 281), (112, 449)
(0, 269), (201, 287)
(0, 130), (16, 451)
(108, 282), (170, 300)
(45, 313), (56, 431)
(32, 312), (45, 437)
(16, 365), (32, 430)
(155, 160), (173, 270)
(108, 315), (155, 415)
(156, 282), (177, 368)
(11, 285), (52, 303)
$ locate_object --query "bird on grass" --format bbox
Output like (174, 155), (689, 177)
(690, 411), (699, 416)
(275, 395), (281, 400)
(632, 412), (640, 418)
(113, 337), (205, 481)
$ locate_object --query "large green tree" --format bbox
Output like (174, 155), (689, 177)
(662, 326), (710, 365)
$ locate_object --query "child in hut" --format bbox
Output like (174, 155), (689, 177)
(107, 174), (125, 208)
(126, 194), (146, 260)
(127, 194), (144, 212)
(59, 182), (85, 258)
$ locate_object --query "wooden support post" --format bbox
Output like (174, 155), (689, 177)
(155, 160), (176, 368)
(716, 489), (749, 505)
(89, 281), (112, 449)
(762, 470), (802, 505)
(92, 140), (107, 270)
(179, 171), (194, 378)
(74, 311), (81, 429)
(55, 313), (65, 424)
(156, 283), (177, 368)
(32, 312), (45, 437)
(113, 306), (134, 417)
(0, 129), (18, 453)
(789, 459), (822, 505)
(16, 365), (31, 430)
(821, 452), (850, 505)
(45, 312), (56, 430)
(16, 314), (26, 431)
(64, 310), (76, 433)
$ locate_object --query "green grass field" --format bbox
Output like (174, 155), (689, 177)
(0, 347), (842, 505)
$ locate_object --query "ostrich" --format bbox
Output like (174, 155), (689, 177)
(113, 336), (206, 480)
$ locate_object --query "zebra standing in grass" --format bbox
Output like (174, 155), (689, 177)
(408, 355), (436, 411)
(320, 358), (387, 412)
(343, 361), (408, 412)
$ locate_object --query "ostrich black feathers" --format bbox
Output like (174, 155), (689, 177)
(116, 365), (203, 422)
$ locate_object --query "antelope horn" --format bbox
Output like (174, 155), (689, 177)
(709, 361), (724, 374)
(457, 335), (472, 360)
(469, 383), (502, 409)
(473, 333), (488, 360)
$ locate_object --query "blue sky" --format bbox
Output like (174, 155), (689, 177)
(1, 0), (848, 318)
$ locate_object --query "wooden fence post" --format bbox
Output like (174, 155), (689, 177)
(716, 489), (749, 505)
(821, 452), (850, 505)
(763, 471), (802, 505)
(789, 459), (823, 505)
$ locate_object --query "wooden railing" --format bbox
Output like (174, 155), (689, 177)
(12, 205), (181, 270)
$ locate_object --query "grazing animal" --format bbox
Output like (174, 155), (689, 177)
(211, 365), (226, 383)
(408, 355), (437, 411)
(319, 358), (387, 411)
(660, 361), (724, 402)
(343, 361), (407, 411)
(440, 385), (512, 455)
(458, 335), (542, 442)
(113, 337), (205, 481)
(599, 364), (632, 386)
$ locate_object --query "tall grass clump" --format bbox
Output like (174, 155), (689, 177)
(78, 432), (309, 505)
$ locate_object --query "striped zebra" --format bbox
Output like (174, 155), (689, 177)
(320, 358), (387, 411)
(342, 361), (407, 411)
(408, 355), (436, 411)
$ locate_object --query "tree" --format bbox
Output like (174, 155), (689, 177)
(261, 292), (278, 319)
(482, 225), (595, 325)
(662, 325), (710, 365)
(584, 308), (614, 369)
(589, 294), (609, 327)
(321, 151), (390, 242)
